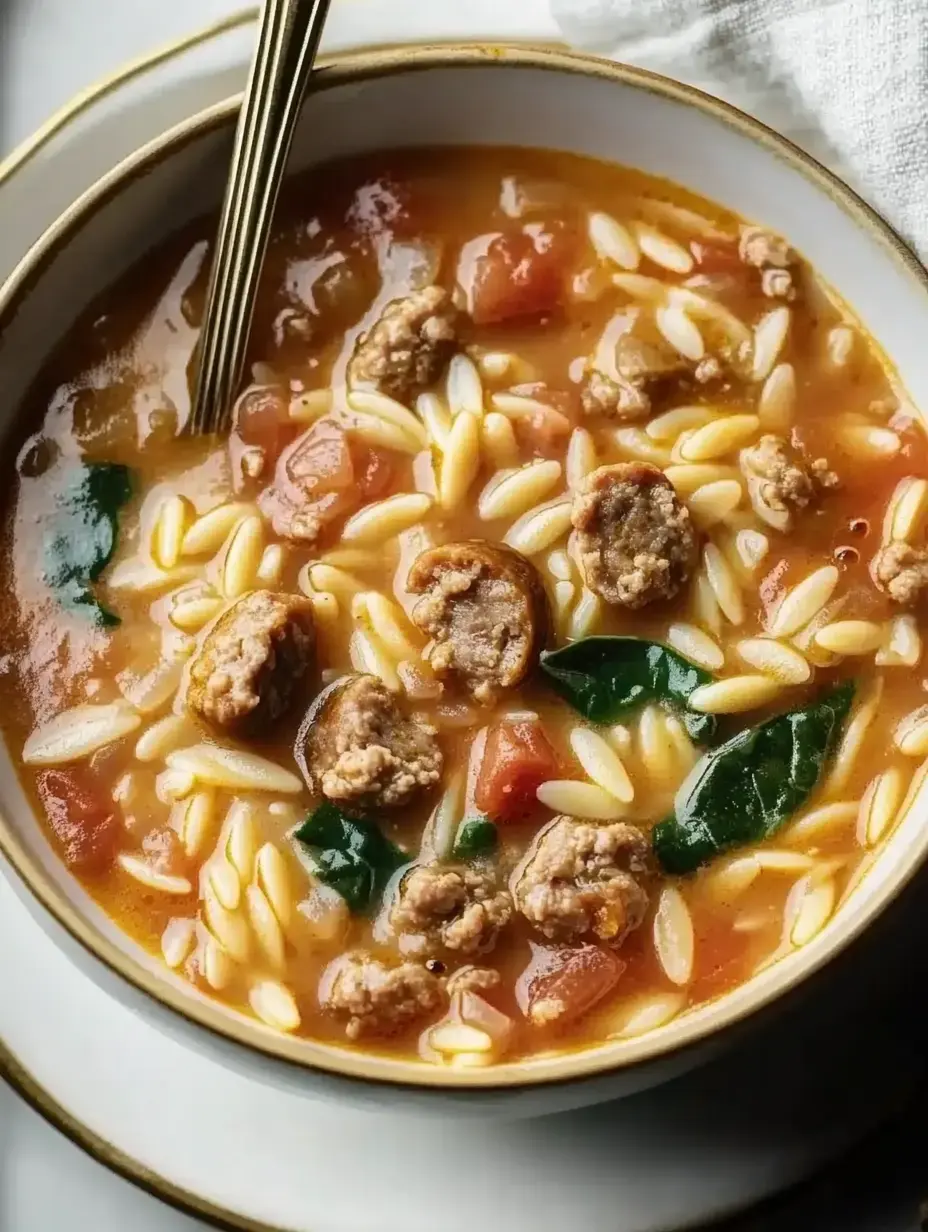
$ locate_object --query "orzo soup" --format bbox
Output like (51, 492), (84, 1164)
(4, 148), (926, 1066)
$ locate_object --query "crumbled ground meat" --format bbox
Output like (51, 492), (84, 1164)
(445, 965), (502, 997)
(571, 463), (698, 608)
(740, 434), (837, 530)
(580, 334), (691, 421)
(300, 673), (442, 808)
(319, 952), (444, 1040)
(391, 864), (512, 956)
(738, 227), (795, 299)
(186, 590), (315, 734)
(512, 816), (651, 946)
(347, 285), (457, 403)
(580, 366), (649, 420)
(872, 541), (928, 606)
(408, 540), (549, 704)
(694, 355), (723, 383)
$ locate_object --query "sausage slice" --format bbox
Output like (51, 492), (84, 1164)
(571, 463), (698, 609)
(347, 286), (457, 404)
(296, 672), (442, 809)
(511, 815), (651, 947)
(407, 540), (549, 704)
(186, 590), (315, 735)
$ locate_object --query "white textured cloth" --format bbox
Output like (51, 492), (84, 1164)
(550, 0), (928, 257)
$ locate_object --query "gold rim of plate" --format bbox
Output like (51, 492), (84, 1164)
(2, 35), (928, 1106)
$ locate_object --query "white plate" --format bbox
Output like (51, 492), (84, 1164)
(4, 866), (926, 1232)
(0, 6), (926, 1230)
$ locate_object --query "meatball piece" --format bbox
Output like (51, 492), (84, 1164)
(571, 463), (698, 608)
(580, 334), (690, 421)
(347, 285), (457, 404)
(512, 816), (651, 946)
(408, 540), (549, 704)
(445, 965), (502, 997)
(186, 590), (315, 735)
(872, 541), (928, 606)
(296, 673), (442, 808)
(740, 434), (837, 531)
(390, 863), (512, 956)
(738, 226), (795, 299)
(319, 952), (444, 1040)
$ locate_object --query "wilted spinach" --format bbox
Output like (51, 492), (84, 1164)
(42, 462), (132, 626)
(293, 802), (407, 913)
(652, 681), (855, 875)
(452, 817), (498, 859)
(540, 636), (717, 743)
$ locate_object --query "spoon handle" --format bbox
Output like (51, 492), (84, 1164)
(190, 0), (332, 435)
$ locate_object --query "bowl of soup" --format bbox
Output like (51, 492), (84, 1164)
(2, 45), (928, 1115)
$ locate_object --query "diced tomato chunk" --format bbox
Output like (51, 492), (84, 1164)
(516, 942), (625, 1027)
(234, 386), (291, 459)
(37, 768), (120, 875)
(259, 417), (359, 540)
(283, 417), (354, 493)
(350, 442), (395, 500)
(509, 383), (577, 458)
(470, 225), (572, 326)
(475, 718), (560, 822)
(690, 237), (743, 274)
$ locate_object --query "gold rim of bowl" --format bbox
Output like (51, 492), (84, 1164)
(2, 41), (928, 1101)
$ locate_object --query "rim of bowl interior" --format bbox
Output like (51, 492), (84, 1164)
(3, 42), (928, 1093)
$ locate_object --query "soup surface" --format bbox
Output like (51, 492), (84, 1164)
(3, 147), (927, 1068)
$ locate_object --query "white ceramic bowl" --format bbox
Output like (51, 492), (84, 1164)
(2, 45), (927, 1116)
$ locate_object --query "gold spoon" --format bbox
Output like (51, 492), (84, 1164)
(189, 0), (332, 436)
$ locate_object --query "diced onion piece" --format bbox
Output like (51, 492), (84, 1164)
(429, 1022), (495, 1055)
(876, 614), (922, 667)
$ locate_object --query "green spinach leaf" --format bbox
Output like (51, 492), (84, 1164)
(652, 681), (855, 874)
(452, 817), (498, 859)
(42, 462), (132, 626)
(540, 636), (717, 743)
(293, 801), (407, 913)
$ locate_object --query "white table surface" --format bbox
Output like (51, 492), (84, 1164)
(1, 3), (927, 1230)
